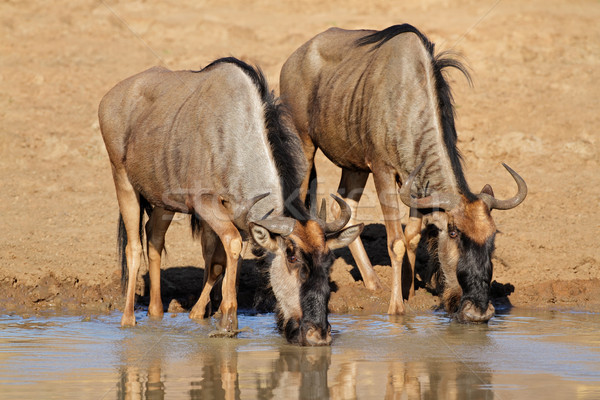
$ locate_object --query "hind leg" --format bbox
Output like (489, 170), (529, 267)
(145, 207), (174, 318)
(112, 166), (143, 327)
(333, 168), (382, 291)
(190, 224), (226, 320)
(298, 135), (317, 206)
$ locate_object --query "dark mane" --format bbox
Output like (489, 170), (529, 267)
(356, 25), (475, 199)
(201, 57), (310, 219)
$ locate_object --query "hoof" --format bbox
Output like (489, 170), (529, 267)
(120, 314), (136, 327)
(216, 309), (238, 332)
(189, 308), (207, 320)
(387, 301), (406, 315)
(148, 311), (164, 320)
(189, 298), (211, 320)
(148, 306), (164, 319)
(365, 278), (383, 291)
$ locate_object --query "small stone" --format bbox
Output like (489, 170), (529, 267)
(208, 326), (250, 338)
(167, 299), (185, 313)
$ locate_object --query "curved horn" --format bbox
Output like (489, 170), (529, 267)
(253, 216), (296, 237)
(320, 194), (352, 233)
(232, 192), (270, 229)
(479, 163), (527, 210)
(328, 194), (352, 232)
(398, 162), (460, 211)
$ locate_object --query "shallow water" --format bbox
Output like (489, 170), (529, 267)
(1, 308), (599, 399)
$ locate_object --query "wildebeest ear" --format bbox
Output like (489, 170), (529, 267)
(326, 224), (364, 251)
(249, 223), (279, 252)
(480, 184), (494, 197)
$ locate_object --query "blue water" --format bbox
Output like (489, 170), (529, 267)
(0, 308), (599, 399)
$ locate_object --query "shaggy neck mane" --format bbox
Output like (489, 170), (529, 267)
(356, 24), (476, 200)
(201, 58), (310, 219)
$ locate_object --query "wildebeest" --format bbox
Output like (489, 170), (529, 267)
(280, 24), (527, 322)
(98, 57), (362, 345)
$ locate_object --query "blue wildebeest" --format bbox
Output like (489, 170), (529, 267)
(280, 25), (527, 322)
(98, 57), (362, 345)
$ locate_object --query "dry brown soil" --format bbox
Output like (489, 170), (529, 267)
(1, 0), (599, 316)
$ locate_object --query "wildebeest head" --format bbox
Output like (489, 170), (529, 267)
(249, 195), (363, 346)
(400, 162), (527, 323)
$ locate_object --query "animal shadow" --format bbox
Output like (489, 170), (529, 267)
(334, 223), (429, 294)
(138, 258), (272, 314)
(135, 223), (515, 313)
(333, 223), (391, 280)
(333, 223), (515, 306)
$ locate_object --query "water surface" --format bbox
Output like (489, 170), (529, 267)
(1, 308), (599, 399)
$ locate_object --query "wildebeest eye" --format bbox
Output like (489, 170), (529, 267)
(448, 229), (458, 239)
(286, 243), (298, 264)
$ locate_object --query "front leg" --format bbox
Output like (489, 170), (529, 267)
(403, 212), (422, 298)
(372, 166), (409, 314)
(193, 195), (243, 333)
(214, 233), (242, 332)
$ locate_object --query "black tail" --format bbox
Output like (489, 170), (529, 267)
(117, 214), (127, 294)
(191, 213), (202, 239)
(118, 195), (152, 294)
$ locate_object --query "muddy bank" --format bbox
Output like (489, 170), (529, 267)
(3, 250), (599, 317)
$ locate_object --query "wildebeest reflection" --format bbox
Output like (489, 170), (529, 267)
(116, 340), (493, 399)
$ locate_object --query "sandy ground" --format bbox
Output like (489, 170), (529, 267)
(1, 0), (599, 316)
